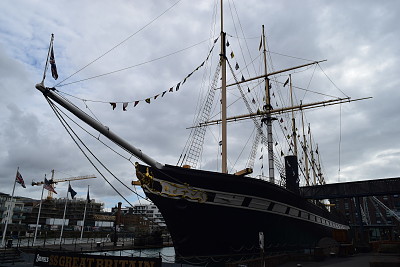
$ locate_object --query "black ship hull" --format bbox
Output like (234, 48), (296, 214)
(135, 163), (349, 261)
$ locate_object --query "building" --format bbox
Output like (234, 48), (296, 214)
(330, 195), (400, 241)
(1, 192), (108, 237)
(0, 193), (27, 236)
(113, 203), (166, 228)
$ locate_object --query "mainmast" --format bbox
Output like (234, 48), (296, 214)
(262, 25), (275, 183)
(220, 0), (228, 173)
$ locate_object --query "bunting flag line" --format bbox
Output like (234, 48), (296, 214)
(16, 171), (26, 188)
(86, 36), (219, 111)
(68, 184), (77, 199)
(50, 45), (58, 80)
(44, 178), (57, 194)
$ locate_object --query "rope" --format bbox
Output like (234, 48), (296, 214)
(55, 0), (183, 87)
(46, 97), (145, 205)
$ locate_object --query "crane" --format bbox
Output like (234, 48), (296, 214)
(32, 169), (96, 200)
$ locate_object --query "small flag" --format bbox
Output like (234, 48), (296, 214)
(226, 40), (230, 47)
(87, 188), (91, 203)
(145, 98), (151, 104)
(259, 36), (262, 51)
(68, 184), (77, 199)
(252, 98), (256, 104)
(134, 101), (139, 107)
(169, 87), (174, 92)
(241, 75), (245, 82)
(230, 51), (234, 58)
(259, 155), (263, 160)
(50, 45), (58, 80)
(283, 77), (289, 87)
(16, 171), (26, 188)
(123, 102), (128, 111)
(110, 103), (116, 110)
(161, 91), (167, 97)
(235, 62), (239, 70)
(176, 82), (181, 91)
(44, 178), (57, 194)
(154, 94), (159, 100)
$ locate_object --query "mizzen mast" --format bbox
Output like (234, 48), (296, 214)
(220, 0), (228, 173)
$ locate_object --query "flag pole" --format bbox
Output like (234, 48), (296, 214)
(33, 175), (46, 246)
(59, 181), (69, 245)
(80, 185), (89, 242)
(1, 167), (19, 247)
(41, 34), (54, 84)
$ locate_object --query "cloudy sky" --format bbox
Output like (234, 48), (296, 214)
(1, 0), (399, 210)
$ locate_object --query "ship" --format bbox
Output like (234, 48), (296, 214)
(34, 0), (372, 264)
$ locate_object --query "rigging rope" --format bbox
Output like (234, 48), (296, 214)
(46, 97), (146, 204)
(55, 0), (184, 87)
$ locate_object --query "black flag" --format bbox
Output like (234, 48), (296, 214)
(50, 46), (58, 80)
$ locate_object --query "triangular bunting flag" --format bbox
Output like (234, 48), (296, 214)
(226, 40), (230, 47)
(145, 98), (151, 104)
(110, 102), (116, 110)
(162, 91), (167, 97)
(134, 101), (140, 107)
(241, 75), (245, 82)
(154, 94), (159, 100)
(283, 77), (289, 87)
(123, 102), (128, 111)
(230, 51), (234, 58)
(169, 87), (174, 92)
(235, 62), (239, 70)
(176, 82), (181, 91)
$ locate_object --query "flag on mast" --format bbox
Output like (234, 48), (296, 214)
(44, 178), (57, 194)
(50, 45), (58, 80)
(16, 171), (26, 188)
(87, 187), (91, 203)
(68, 184), (77, 199)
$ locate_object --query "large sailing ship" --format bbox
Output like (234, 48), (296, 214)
(35, 0), (371, 264)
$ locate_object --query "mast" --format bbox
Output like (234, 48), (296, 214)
(220, 0), (227, 173)
(289, 74), (298, 156)
(301, 110), (310, 185)
(308, 124), (317, 185)
(262, 25), (275, 183)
